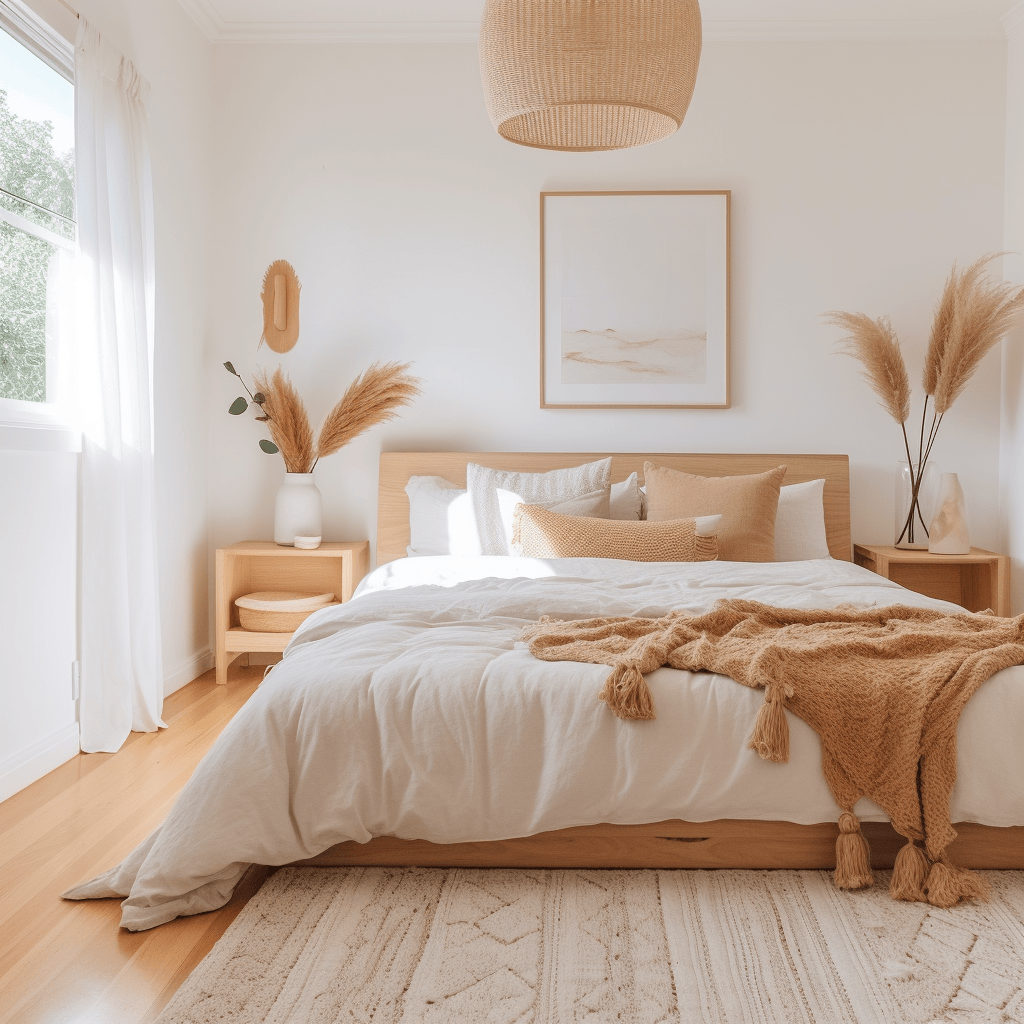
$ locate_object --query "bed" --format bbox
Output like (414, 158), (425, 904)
(304, 453), (1024, 873)
(65, 452), (1024, 931)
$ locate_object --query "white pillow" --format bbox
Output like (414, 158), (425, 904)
(468, 458), (613, 556)
(695, 513), (723, 538)
(610, 472), (644, 521)
(774, 478), (831, 561)
(405, 476), (480, 556)
(407, 467), (634, 556)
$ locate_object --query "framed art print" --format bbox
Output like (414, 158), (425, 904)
(540, 190), (730, 409)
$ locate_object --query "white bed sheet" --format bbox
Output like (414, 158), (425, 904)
(65, 556), (1024, 930)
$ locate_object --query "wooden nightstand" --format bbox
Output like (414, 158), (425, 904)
(215, 540), (370, 684)
(853, 544), (1010, 617)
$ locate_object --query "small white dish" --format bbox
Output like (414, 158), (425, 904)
(294, 535), (322, 549)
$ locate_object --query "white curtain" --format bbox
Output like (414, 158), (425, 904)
(75, 19), (165, 752)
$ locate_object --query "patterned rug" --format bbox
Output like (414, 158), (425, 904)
(157, 867), (1024, 1023)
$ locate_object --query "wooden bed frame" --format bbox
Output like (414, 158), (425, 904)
(300, 452), (1024, 872)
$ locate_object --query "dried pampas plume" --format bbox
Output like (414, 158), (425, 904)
(227, 360), (421, 471)
(253, 367), (315, 473)
(826, 254), (1024, 547)
(315, 362), (421, 466)
(823, 311), (910, 425)
(927, 254), (1024, 415)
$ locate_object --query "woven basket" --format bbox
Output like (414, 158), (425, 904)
(479, 0), (702, 151)
(235, 591), (337, 633)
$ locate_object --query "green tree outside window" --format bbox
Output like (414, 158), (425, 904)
(0, 87), (75, 403)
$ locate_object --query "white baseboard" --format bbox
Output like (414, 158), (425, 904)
(0, 723), (79, 804)
(0, 651), (216, 805)
(164, 647), (214, 697)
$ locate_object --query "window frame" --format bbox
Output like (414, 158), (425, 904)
(0, 0), (77, 433)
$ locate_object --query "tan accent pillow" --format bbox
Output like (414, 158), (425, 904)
(643, 462), (787, 562)
(512, 505), (719, 562)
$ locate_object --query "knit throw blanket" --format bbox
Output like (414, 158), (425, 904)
(519, 600), (1024, 908)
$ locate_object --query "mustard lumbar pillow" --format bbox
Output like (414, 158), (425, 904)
(511, 504), (720, 562)
(643, 462), (786, 562)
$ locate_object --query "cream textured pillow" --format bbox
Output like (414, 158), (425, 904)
(512, 505), (721, 562)
(643, 462), (787, 562)
(468, 458), (613, 555)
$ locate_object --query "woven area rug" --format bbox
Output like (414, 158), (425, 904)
(157, 867), (1024, 1024)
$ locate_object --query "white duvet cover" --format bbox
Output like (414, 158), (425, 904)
(65, 556), (1024, 930)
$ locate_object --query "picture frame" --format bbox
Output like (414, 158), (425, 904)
(540, 190), (731, 409)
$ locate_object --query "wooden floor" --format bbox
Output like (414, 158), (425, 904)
(0, 666), (266, 1024)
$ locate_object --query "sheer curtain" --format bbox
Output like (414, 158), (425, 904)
(75, 19), (164, 752)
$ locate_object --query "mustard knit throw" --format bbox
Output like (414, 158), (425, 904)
(519, 600), (1024, 907)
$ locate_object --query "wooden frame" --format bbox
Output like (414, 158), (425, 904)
(540, 191), (731, 410)
(292, 451), (1022, 873)
(377, 451), (852, 565)
(297, 820), (1024, 871)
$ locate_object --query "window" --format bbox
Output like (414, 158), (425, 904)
(0, 4), (74, 417)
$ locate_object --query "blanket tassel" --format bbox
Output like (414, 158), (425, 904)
(748, 687), (790, 763)
(889, 839), (930, 901)
(599, 663), (655, 721)
(834, 811), (874, 890)
(924, 855), (990, 908)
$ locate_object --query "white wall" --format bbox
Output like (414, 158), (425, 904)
(0, 445), (78, 801)
(208, 37), (1007, 576)
(1000, 4), (1024, 613)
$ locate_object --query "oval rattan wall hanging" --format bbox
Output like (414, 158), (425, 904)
(261, 260), (301, 352)
(479, 0), (703, 152)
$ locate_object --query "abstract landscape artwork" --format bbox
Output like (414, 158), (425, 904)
(541, 191), (730, 408)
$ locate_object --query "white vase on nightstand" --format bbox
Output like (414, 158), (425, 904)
(928, 473), (970, 554)
(274, 472), (322, 546)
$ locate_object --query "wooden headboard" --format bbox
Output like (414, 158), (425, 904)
(377, 452), (852, 566)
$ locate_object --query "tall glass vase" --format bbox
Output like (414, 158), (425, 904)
(895, 461), (938, 550)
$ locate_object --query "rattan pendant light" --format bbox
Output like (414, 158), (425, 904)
(479, 0), (702, 152)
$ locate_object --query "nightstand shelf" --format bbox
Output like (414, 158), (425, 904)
(224, 628), (295, 653)
(853, 544), (1010, 617)
(215, 540), (370, 684)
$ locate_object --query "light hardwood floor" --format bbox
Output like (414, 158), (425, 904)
(0, 667), (266, 1024)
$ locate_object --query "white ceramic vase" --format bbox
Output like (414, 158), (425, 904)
(928, 472), (970, 554)
(274, 472), (322, 546)
(895, 461), (938, 550)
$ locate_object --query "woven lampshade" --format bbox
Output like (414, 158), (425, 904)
(479, 0), (702, 152)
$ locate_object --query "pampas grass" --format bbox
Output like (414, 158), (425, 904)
(229, 361), (421, 474)
(253, 367), (315, 473)
(314, 362), (421, 469)
(824, 312), (910, 426)
(930, 255), (1024, 415)
(827, 254), (1024, 546)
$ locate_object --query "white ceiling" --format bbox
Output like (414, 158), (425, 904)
(177, 0), (1022, 41)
